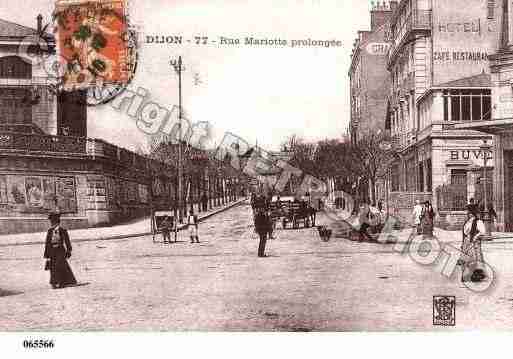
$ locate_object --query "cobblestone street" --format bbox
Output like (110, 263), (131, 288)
(2, 203), (513, 331)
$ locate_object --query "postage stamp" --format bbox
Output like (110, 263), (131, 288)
(433, 296), (456, 327)
(54, 0), (133, 92)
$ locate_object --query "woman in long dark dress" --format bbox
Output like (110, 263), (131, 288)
(459, 209), (487, 283)
(44, 213), (77, 289)
(421, 201), (435, 239)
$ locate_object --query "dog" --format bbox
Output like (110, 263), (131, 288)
(317, 225), (332, 242)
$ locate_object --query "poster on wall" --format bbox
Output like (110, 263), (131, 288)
(42, 177), (57, 211)
(106, 177), (116, 208)
(127, 182), (138, 202)
(139, 184), (149, 204)
(25, 177), (44, 208)
(153, 177), (164, 197)
(0, 175), (7, 204)
(87, 179), (106, 198)
(9, 176), (26, 205)
(56, 177), (77, 213)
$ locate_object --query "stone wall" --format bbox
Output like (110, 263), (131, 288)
(0, 155), (164, 235)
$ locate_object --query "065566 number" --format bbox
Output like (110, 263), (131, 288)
(23, 339), (55, 349)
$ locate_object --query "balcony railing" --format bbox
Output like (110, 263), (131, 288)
(0, 131), (181, 175)
(389, 10), (431, 62)
(0, 132), (86, 154)
(392, 71), (416, 100)
(391, 130), (417, 151)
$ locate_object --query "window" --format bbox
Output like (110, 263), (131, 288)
(451, 169), (467, 185)
(426, 159), (432, 192)
(406, 159), (416, 191)
(0, 88), (31, 125)
(0, 56), (31, 79)
(418, 163), (424, 192)
(391, 164), (400, 192)
(443, 89), (491, 122)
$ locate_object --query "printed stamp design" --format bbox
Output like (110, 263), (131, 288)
(54, 0), (133, 91)
(433, 296), (456, 326)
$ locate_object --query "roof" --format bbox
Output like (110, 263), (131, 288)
(0, 18), (53, 40)
(417, 72), (492, 105)
(434, 72), (491, 88)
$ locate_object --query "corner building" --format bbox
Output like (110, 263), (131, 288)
(0, 17), (177, 234)
(386, 0), (502, 228)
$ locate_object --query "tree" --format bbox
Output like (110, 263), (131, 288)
(347, 131), (395, 204)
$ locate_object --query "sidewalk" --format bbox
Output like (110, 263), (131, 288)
(320, 197), (513, 244)
(0, 198), (248, 248)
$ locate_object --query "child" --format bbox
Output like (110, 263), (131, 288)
(188, 210), (199, 243)
(161, 216), (173, 244)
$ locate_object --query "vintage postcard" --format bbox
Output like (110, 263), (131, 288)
(2, 0), (513, 352)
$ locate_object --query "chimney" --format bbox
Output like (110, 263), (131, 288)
(370, 1), (394, 31)
(37, 14), (43, 34)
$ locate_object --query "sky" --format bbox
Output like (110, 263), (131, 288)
(0, 0), (371, 151)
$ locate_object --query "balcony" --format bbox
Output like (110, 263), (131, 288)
(0, 132), (87, 154)
(388, 10), (431, 66)
(0, 131), (184, 177)
(392, 71), (415, 101)
(0, 76), (56, 87)
(391, 130), (417, 151)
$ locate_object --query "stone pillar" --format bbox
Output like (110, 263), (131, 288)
(495, 135), (506, 231)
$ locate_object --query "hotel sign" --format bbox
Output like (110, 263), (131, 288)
(432, 0), (499, 85)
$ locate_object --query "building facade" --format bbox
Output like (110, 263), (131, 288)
(386, 0), (503, 227)
(349, 1), (397, 144)
(0, 16), (241, 235)
(452, 0), (513, 231)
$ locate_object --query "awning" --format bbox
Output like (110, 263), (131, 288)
(449, 119), (513, 134)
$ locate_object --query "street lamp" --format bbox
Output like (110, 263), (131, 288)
(480, 139), (492, 237)
(379, 141), (393, 218)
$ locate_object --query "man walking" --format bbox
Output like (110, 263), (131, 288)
(254, 208), (272, 257)
(188, 210), (200, 243)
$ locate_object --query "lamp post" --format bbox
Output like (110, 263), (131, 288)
(171, 56), (185, 240)
(480, 139), (492, 237)
(379, 141), (393, 218)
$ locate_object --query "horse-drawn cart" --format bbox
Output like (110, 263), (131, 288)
(282, 200), (316, 229)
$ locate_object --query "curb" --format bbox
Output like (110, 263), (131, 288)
(0, 199), (248, 248)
